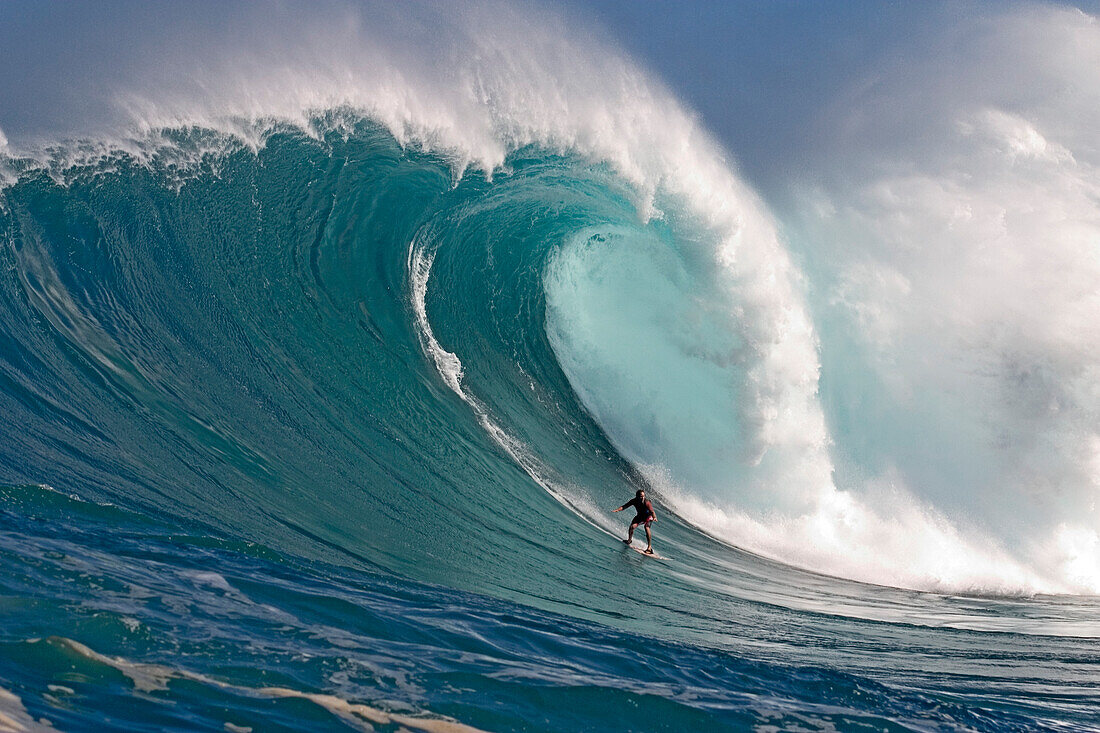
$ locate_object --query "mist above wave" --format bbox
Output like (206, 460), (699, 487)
(783, 4), (1100, 592)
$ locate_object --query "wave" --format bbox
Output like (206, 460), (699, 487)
(1, 0), (1098, 602)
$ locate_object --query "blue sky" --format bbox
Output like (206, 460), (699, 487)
(564, 0), (1098, 190)
(564, 1), (935, 183)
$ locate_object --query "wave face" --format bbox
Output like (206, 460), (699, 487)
(1, 1), (1100, 730)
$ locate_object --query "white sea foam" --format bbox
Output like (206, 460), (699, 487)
(777, 4), (1100, 592)
(44, 637), (483, 733)
(0, 127), (14, 190)
(0, 685), (53, 732)
(409, 246), (466, 398)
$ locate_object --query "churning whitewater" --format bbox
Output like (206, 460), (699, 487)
(1, 1), (1098, 731)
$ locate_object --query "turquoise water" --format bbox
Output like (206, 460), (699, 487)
(1, 122), (1098, 731)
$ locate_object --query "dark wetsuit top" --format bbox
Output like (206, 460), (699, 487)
(619, 496), (655, 524)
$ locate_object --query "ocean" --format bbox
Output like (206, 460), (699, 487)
(1, 2), (1099, 730)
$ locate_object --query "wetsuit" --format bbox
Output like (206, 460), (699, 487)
(619, 496), (655, 526)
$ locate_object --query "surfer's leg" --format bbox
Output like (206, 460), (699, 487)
(644, 523), (653, 553)
(625, 522), (638, 544)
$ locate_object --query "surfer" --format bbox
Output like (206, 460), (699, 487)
(613, 489), (657, 554)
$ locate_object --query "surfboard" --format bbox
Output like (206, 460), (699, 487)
(620, 540), (664, 559)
